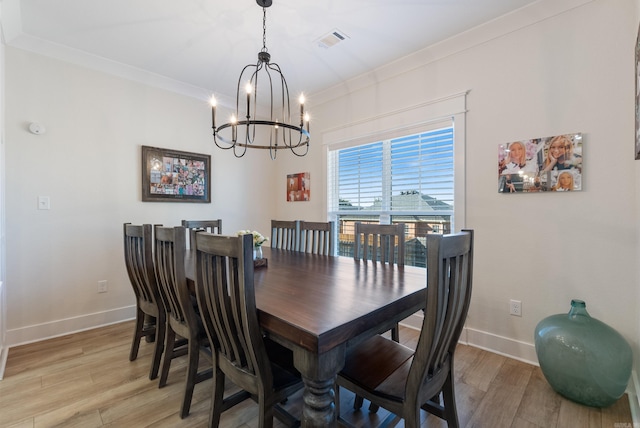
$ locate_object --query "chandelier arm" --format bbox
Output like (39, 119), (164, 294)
(214, 130), (246, 156)
(236, 63), (258, 121)
(213, 132), (248, 158)
(290, 142), (310, 157)
(247, 64), (262, 146)
(234, 140), (248, 157)
(265, 61), (294, 147)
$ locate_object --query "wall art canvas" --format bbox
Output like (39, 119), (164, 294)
(286, 172), (310, 201)
(142, 145), (211, 202)
(498, 133), (583, 193)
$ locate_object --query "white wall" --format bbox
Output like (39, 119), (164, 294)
(4, 47), (278, 345)
(278, 0), (640, 368)
(3, 0), (639, 387)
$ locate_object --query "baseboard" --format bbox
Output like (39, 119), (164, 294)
(399, 314), (539, 365)
(0, 345), (7, 380)
(400, 311), (424, 329)
(5, 305), (136, 348)
(463, 327), (538, 365)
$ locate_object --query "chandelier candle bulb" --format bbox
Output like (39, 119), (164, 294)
(275, 121), (278, 143)
(246, 84), (252, 118)
(210, 96), (216, 130)
(299, 94), (305, 124)
(231, 115), (237, 142)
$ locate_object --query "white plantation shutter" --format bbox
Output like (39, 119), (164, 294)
(332, 141), (383, 211)
(390, 129), (454, 211)
(328, 126), (454, 217)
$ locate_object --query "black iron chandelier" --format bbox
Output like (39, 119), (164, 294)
(210, 0), (310, 159)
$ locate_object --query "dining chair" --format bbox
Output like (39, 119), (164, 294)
(353, 222), (406, 342)
(336, 229), (474, 428)
(353, 222), (406, 266)
(153, 225), (212, 419)
(194, 232), (304, 428)
(181, 219), (222, 249)
(270, 219), (299, 251)
(123, 223), (166, 380)
(299, 220), (335, 255)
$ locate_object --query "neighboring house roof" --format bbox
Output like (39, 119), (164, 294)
(368, 191), (453, 211)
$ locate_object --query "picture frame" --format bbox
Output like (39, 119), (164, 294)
(286, 172), (310, 201)
(141, 145), (211, 203)
(498, 133), (583, 193)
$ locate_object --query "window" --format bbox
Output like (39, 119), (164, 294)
(328, 127), (454, 267)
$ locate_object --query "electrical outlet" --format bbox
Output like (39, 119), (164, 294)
(98, 280), (108, 293)
(510, 299), (522, 317)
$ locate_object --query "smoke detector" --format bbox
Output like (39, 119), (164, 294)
(29, 122), (46, 135)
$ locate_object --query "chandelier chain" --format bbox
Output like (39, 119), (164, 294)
(262, 7), (267, 53)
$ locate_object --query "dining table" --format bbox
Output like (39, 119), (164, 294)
(186, 246), (427, 427)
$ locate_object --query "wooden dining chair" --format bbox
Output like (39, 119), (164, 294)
(181, 219), (222, 249)
(299, 220), (335, 255)
(353, 222), (406, 266)
(353, 222), (406, 342)
(194, 232), (304, 428)
(123, 223), (166, 380)
(153, 225), (212, 419)
(337, 229), (474, 428)
(270, 219), (299, 251)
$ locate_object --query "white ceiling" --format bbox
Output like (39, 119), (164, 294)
(2, 0), (538, 102)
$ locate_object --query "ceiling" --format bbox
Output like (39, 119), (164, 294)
(2, 0), (538, 103)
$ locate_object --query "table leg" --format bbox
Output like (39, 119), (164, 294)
(294, 345), (345, 428)
(302, 376), (335, 427)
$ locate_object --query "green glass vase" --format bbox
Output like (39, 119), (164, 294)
(534, 299), (632, 407)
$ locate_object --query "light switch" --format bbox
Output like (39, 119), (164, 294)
(38, 196), (50, 210)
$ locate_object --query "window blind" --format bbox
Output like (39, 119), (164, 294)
(328, 127), (454, 215)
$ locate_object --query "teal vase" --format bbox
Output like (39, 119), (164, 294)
(534, 299), (632, 407)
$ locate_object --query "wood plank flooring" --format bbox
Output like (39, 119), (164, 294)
(0, 321), (633, 428)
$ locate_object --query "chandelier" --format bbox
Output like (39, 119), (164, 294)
(210, 0), (310, 159)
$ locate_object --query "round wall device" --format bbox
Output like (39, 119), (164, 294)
(29, 122), (46, 135)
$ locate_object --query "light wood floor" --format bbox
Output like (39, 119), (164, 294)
(0, 321), (633, 428)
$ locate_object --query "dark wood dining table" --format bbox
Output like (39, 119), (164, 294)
(186, 246), (427, 427)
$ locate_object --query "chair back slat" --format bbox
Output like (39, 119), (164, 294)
(270, 220), (299, 251)
(181, 219), (222, 249)
(123, 223), (161, 308)
(195, 233), (273, 388)
(154, 226), (192, 326)
(353, 222), (405, 266)
(409, 229), (474, 397)
(299, 221), (335, 255)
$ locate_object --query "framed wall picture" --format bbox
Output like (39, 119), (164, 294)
(498, 133), (583, 193)
(141, 145), (211, 202)
(286, 172), (310, 201)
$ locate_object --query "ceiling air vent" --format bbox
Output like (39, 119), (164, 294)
(316, 29), (349, 49)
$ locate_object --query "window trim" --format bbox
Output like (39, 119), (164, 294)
(323, 91), (467, 232)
